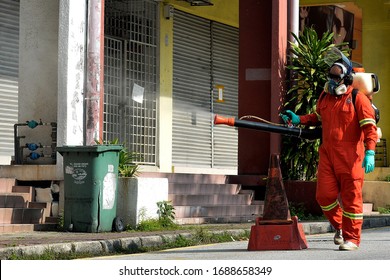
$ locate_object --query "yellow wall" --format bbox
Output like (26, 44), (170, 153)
(302, 0), (390, 166)
(358, 0), (390, 164)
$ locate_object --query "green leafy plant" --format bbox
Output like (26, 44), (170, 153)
(134, 218), (168, 231)
(157, 200), (176, 227)
(118, 148), (140, 178)
(377, 205), (390, 214)
(281, 27), (348, 181)
(129, 201), (178, 231)
(95, 138), (140, 177)
(57, 211), (64, 231)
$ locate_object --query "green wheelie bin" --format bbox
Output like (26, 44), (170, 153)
(57, 145), (123, 232)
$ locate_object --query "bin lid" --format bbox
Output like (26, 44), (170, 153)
(56, 145), (123, 154)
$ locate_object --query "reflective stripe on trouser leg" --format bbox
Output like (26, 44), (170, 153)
(340, 176), (364, 245)
(342, 211), (363, 245)
(319, 200), (343, 230)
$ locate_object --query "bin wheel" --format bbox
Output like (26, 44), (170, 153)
(113, 216), (124, 232)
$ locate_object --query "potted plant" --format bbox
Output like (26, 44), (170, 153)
(117, 143), (140, 178)
(96, 138), (140, 178)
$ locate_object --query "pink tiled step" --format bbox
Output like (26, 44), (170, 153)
(0, 193), (30, 208)
(0, 223), (35, 233)
(0, 223), (58, 233)
(169, 183), (241, 195)
(0, 208), (44, 224)
(0, 178), (17, 192)
(29, 201), (52, 219)
(169, 194), (253, 206)
(174, 205), (264, 218)
(175, 216), (257, 225)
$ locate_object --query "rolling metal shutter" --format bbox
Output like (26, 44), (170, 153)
(212, 22), (239, 168)
(172, 10), (238, 169)
(0, 0), (19, 158)
(172, 11), (212, 167)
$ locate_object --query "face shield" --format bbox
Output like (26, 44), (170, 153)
(323, 48), (352, 95)
(324, 47), (353, 76)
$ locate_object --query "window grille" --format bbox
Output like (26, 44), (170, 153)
(104, 0), (158, 165)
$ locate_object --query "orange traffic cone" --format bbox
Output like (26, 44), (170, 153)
(247, 154), (308, 250)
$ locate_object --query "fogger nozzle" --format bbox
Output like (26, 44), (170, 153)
(214, 114), (236, 126)
(214, 114), (322, 140)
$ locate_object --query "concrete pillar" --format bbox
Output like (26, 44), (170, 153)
(58, 0), (105, 147)
(57, 0), (87, 147)
(238, 0), (272, 175)
(238, 0), (288, 174)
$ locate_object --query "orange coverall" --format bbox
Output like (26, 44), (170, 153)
(299, 86), (377, 245)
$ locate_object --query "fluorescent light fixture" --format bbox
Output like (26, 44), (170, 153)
(182, 0), (213, 6)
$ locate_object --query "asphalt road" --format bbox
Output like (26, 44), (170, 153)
(3, 227), (389, 280)
(92, 226), (390, 260)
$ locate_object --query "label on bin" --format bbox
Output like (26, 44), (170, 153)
(103, 172), (117, 209)
(65, 163), (88, 184)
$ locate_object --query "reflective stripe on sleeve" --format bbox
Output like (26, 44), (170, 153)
(359, 118), (376, 127)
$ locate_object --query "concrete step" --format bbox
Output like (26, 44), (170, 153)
(0, 208), (44, 224)
(32, 223), (58, 231)
(0, 193), (31, 208)
(0, 223), (34, 233)
(238, 189), (254, 195)
(227, 174), (268, 186)
(5, 186), (34, 203)
(0, 179), (35, 201)
(44, 216), (59, 224)
(29, 201), (52, 218)
(169, 193), (253, 206)
(251, 200), (265, 205)
(175, 216), (258, 225)
(0, 178), (17, 191)
(0, 223), (58, 233)
(169, 183), (241, 195)
(140, 172), (228, 184)
(174, 205), (264, 218)
(0, 177), (54, 233)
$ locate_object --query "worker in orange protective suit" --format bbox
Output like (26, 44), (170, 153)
(281, 60), (378, 251)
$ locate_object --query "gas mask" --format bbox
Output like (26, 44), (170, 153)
(324, 62), (349, 95)
(325, 79), (348, 95)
